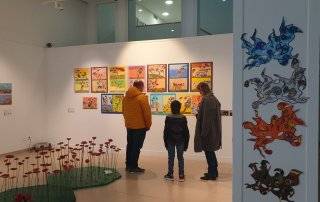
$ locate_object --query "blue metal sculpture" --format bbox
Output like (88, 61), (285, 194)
(244, 54), (309, 109)
(241, 18), (303, 69)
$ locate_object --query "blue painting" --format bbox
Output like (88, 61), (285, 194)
(241, 18), (303, 69)
(168, 63), (189, 92)
(150, 94), (163, 115)
(168, 64), (189, 78)
(244, 54), (308, 109)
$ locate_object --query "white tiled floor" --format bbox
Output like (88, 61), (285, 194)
(75, 155), (232, 202)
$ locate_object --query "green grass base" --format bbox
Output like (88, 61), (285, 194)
(0, 167), (121, 202)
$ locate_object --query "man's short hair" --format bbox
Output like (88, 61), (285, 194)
(197, 82), (211, 94)
(133, 80), (144, 89)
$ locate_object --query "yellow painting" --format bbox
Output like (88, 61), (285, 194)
(74, 80), (89, 93)
(147, 64), (167, 92)
(162, 94), (176, 114)
(190, 62), (213, 92)
(109, 66), (126, 92)
(74, 68), (90, 93)
(176, 93), (192, 114)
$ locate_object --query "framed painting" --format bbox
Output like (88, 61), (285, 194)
(101, 94), (124, 114)
(150, 94), (164, 115)
(91, 67), (108, 93)
(190, 62), (213, 92)
(147, 64), (167, 92)
(0, 83), (12, 105)
(176, 93), (192, 114)
(191, 94), (202, 115)
(74, 68), (90, 93)
(83, 97), (98, 109)
(168, 63), (189, 92)
(162, 93), (177, 114)
(108, 66), (126, 92)
(128, 65), (146, 90)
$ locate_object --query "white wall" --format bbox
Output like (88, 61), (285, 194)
(45, 34), (233, 162)
(0, 0), (88, 47)
(233, 0), (319, 201)
(0, 39), (46, 154)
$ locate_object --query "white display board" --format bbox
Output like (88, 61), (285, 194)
(45, 35), (234, 162)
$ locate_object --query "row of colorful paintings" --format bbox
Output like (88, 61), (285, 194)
(74, 62), (213, 93)
(82, 93), (202, 115)
(0, 83), (12, 105)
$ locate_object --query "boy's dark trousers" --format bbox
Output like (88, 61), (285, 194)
(126, 130), (146, 169)
(167, 143), (184, 176)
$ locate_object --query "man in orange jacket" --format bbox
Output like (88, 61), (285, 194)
(123, 81), (152, 173)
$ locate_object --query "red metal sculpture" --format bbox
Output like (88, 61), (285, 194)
(243, 102), (305, 157)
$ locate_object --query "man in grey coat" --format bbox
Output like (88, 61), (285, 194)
(194, 82), (222, 181)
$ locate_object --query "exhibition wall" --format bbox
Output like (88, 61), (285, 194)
(0, 39), (46, 154)
(45, 34), (233, 162)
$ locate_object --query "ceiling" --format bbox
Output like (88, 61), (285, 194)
(136, 0), (181, 25)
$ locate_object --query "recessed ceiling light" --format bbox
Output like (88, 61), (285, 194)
(222, 0), (226, 1)
(138, 0), (142, 2)
(165, 0), (174, 5)
(171, 29), (175, 32)
(162, 12), (169, 17)
(138, 9), (143, 12)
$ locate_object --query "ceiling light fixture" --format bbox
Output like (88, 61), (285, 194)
(138, 9), (143, 12)
(165, 0), (174, 5)
(171, 29), (175, 32)
(162, 12), (169, 17)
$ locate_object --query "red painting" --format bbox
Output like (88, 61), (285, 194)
(243, 102), (305, 157)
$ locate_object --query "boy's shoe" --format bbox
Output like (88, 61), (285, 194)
(200, 175), (216, 181)
(164, 174), (174, 181)
(178, 175), (185, 182)
(129, 167), (145, 173)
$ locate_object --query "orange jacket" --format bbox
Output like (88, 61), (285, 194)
(122, 87), (152, 130)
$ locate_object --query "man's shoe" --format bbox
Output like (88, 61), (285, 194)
(204, 171), (219, 178)
(164, 174), (174, 181)
(129, 167), (145, 173)
(200, 175), (216, 181)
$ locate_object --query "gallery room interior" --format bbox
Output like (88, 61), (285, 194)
(0, 0), (319, 202)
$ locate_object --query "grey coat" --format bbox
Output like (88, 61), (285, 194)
(194, 93), (222, 152)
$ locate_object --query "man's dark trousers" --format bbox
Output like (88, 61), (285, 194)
(126, 130), (146, 169)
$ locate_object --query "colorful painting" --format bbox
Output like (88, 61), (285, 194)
(246, 160), (302, 202)
(176, 93), (192, 114)
(83, 97), (98, 109)
(109, 66), (126, 92)
(162, 94), (176, 114)
(101, 94), (124, 114)
(244, 55), (308, 110)
(168, 63), (189, 92)
(191, 94), (202, 115)
(74, 68), (90, 93)
(190, 62), (213, 91)
(243, 102), (304, 158)
(241, 18), (303, 69)
(147, 64), (167, 92)
(128, 66), (146, 89)
(0, 83), (12, 105)
(150, 94), (163, 115)
(91, 67), (108, 93)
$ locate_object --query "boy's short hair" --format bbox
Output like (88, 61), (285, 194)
(171, 100), (181, 114)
